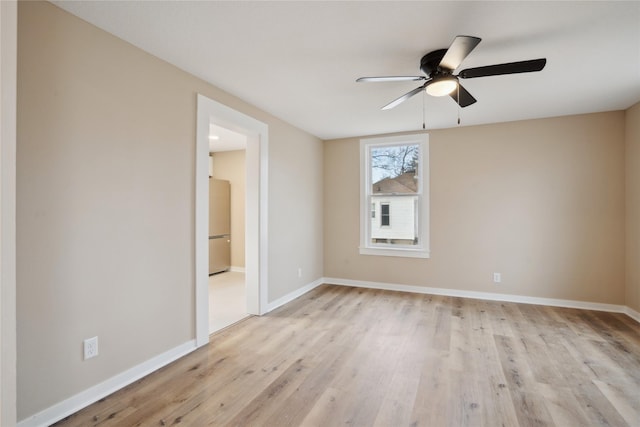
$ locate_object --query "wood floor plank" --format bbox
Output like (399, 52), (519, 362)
(372, 372), (420, 427)
(297, 386), (344, 426)
(592, 379), (640, 426)
(537, 330), (630, 426)
(53, 285), (640, 427)
(464, 301), (520, 427)
(493, 334), (556, 426)
(409, 349), (452, 427)
(537, 383), (592, 427)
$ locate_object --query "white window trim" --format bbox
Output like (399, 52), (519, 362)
(359, 133), (430, 258)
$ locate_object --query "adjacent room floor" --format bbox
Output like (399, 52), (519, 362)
(209, 271), (249, 334)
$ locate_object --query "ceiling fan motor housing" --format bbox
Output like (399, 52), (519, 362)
(420, 49), (450, 76)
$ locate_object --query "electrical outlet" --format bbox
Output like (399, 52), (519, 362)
(298, 268), (302, 278)
(84, 336), (99, 360)
(493, 272), (502, 283)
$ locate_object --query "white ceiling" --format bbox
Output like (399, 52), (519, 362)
(52, 1), (640, 140)
(208, 124), (247, 153)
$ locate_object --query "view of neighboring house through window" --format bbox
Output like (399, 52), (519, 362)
(360, 134), (430, 258)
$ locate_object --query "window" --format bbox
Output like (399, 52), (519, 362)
(380, 203), (390, 226)
(360, 134), (429, 258)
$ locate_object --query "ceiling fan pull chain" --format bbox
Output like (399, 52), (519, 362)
(457, 84), (461, 125)
(422, 90), (426, 129)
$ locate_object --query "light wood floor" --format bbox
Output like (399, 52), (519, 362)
(54, 285), (640, 427)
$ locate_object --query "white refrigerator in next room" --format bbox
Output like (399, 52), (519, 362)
(209, 178), (231, 275)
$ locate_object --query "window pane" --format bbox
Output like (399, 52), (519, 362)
(371, 144), (419, 195)
(370, 196), (418, 246)
(369, 143), (420, 246)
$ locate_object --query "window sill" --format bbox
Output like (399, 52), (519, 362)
(359, 246), (430, 258)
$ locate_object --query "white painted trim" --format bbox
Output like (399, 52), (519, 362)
(1, 2), (18, 425)
(196, 94), (269, 348)
(230, 266), (246, 273)
(323, 277), (629, 314)
(358, 247), (430, 258)
(265, 278), (324, 313)
(195, 96), (211, 347)
(17, 340), (197, 427)
(624, 306), (640, 324)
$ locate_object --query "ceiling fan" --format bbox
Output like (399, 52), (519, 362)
(357, 35), (546, 110)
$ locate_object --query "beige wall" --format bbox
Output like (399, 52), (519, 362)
(211, 150), (246, 269)
(324, 112), (626, 304)
(269, 121), (324, 291)
(626, 102), (640, 312)
(17, 1), (323, 420)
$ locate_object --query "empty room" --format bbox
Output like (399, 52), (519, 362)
(2, 1), (639, 426)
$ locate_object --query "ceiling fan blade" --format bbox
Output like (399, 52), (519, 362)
(357, 76), (426, 83)
(458, 58), (547, 79)
(449, 84), (477, 108)
(382, 84), (426, 110)
(439, 35), (482, 71)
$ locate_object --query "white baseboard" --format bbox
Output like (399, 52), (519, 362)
(230, 266), (245, 273)
(18, 340), (197, 427)
(323, 277), (630, 315)
(624, 306), (640, 323)
(266, 278), (324, 313)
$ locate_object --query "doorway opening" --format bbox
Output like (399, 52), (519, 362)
(195, 94), (269, 346)
(208, 124), (249, 333)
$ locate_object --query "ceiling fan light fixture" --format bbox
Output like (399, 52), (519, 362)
(425, 76), (458, 97)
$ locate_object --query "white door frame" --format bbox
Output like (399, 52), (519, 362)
(195, 94), (268, 347)
(1, 1), (18, 424)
